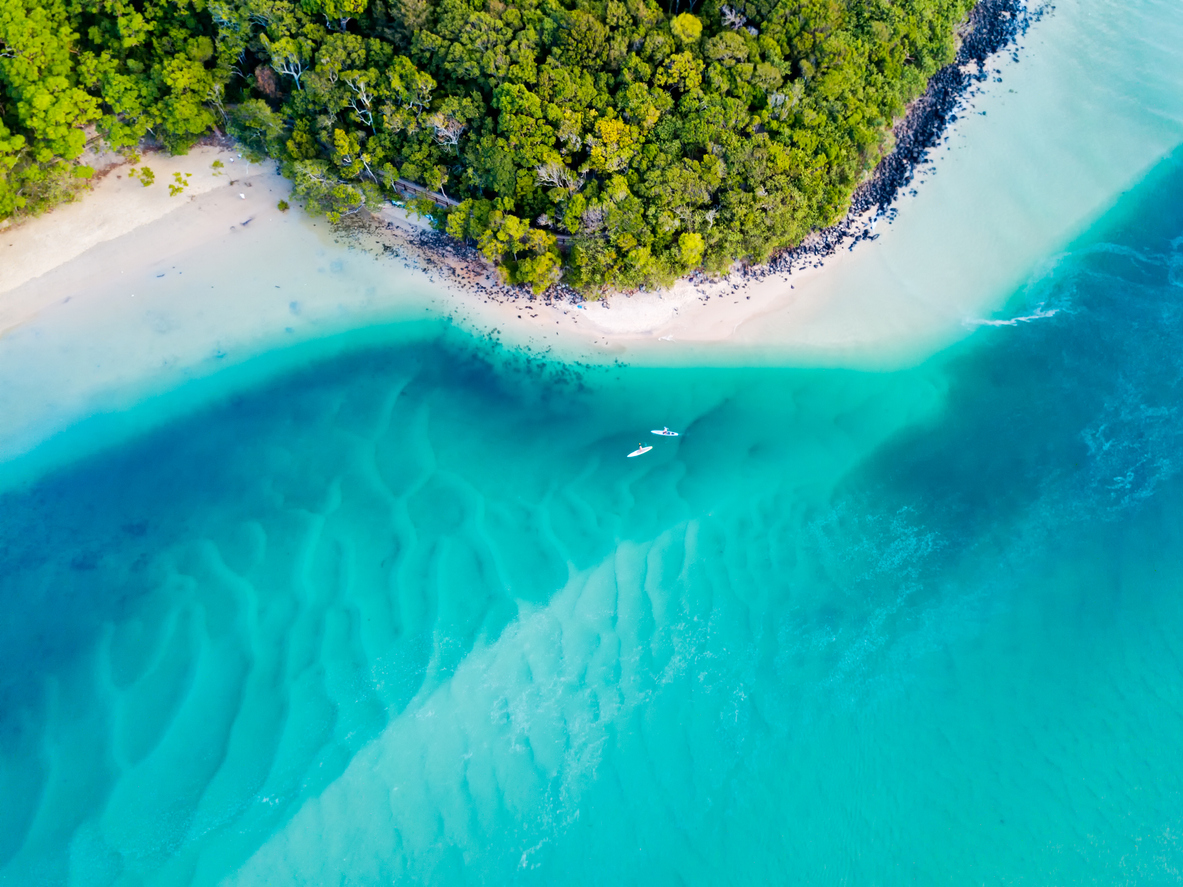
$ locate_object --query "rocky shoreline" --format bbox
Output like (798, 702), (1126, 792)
(748, 0), (1047, 281)
(358, 0), (1046, 308)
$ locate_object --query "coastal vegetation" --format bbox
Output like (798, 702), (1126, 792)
(1, 0), (974, 290)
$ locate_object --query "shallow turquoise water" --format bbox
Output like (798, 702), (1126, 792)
(4, 145), (1183, 887)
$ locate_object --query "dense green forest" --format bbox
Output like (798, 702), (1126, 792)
(1, 0), (973, 290)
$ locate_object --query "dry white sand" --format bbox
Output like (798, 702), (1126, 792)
(0, 145), (262, 314)
(0, 171), (852, 377)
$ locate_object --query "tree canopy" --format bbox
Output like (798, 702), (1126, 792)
(1, 0), (974, 290)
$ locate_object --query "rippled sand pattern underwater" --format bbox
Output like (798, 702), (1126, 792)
(4, 157), (1183, 885)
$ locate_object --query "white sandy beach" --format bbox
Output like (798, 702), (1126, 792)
(0, 145), (266, 312)
(0, 0), (1181, 480)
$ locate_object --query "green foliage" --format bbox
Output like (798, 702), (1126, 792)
(228, 100), (286, 160)
(277, 198), (290, 211)
(670, 13), (703, 44)
(129, 165), (155, 187)
(0, 0), (975, 288)
(677, 231), (705, 268)
(475, 204), (562, 291)
(168, 170), (192, 196)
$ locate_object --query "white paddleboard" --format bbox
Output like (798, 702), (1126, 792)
(627, 445), (653, 457)
(651, 427), (679, 437)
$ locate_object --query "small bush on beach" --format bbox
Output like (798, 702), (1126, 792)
(168, 171), (192, 196)
(277, 200), (289, 212)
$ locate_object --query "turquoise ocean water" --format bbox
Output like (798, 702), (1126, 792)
(3, 148), (1183, 885)
(4, 24), (1183, 883)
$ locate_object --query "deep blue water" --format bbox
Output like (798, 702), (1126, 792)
(2, 150), (1183, 885)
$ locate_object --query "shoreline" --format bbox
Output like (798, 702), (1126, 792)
(3, 0), (1182, 476)
(368, 0), (1045, 297)
(0, 0), (1039, 346)
(755, 0), (1045, 278)
(319, 0), (1046, 351)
